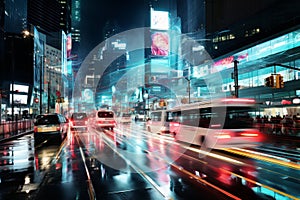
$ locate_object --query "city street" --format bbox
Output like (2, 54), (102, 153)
(1, 1), (300, 200)
(0, 122), (299, 199)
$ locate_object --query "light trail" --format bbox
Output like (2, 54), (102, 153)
(225, 148), (300, 170)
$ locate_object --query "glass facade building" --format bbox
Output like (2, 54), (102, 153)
(191, 27), (300, 117)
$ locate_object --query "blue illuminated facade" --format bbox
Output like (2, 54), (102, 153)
(191, 27), (300, 117)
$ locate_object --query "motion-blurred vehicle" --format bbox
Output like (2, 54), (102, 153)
(70, 112), (88, 131)
(168, 98), (262, 149)
(134, 112), (145, 122)
(117, 113), (132, 124)
(147, 110), (171, 134)
(95, 110), (116, 130)
(33, 113), (69, 144)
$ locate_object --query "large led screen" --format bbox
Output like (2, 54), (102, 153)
(10, 84), (29, 93)
(61, 31), (68, 77)
(151, 31), (169, 56)
(150, 9), (169, 30)
(10, 94), (28, 104)
(67, 33), (72, 58)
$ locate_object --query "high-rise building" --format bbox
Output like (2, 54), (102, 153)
(58, 0), (72, 34)
(70, 0), (81, 76)
(177, 0), (300, 59)
(0, 0), (72, 116)
(71, 0), (80, 43)
(27, 0), (61, 33)
(27, 0), (71, 34)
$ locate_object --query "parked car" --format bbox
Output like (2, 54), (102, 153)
(34, 113), (69, 144)
(95, 110), (116, 130)
(70, 112), (88, 131)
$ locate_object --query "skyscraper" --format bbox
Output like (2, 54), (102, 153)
(0, 0), (72, 116)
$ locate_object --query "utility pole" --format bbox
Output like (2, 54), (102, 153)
(39, 55), (43, 114)
(9, 35), (16, 121)
(47, 65), (51, 113)
(47, 80), (50, 113)
(184, 63), (191, 103)
(233, 60), (239, 98)
(187, 78), (191, 103)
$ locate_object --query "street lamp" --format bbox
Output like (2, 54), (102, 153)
(143, 92), (149, 117)
(46, 64), (52, 113)
(35, 51), (45, 115)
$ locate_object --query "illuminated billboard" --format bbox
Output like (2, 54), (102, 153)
(67, 33), (72, 58)
(61, 31), (68, 76)
(9, 84), (29, 105)
(10, 94), (28, 105)
(111, 40), (126, 50)
(10, 84), (29, 93)
(151, 31), (169, 56)
(150, 8), (169, 30)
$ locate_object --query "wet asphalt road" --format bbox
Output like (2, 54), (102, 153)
(0, 122), (300, 200)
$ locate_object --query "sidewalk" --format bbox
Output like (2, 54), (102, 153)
(0, 119), (34, 143)
(0, 129), (33, 143)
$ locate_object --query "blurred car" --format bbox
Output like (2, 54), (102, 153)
(134, 113), (145, 122)
(95, 110), (116, 130)
(70, 112), (88, 131)
(117, 113), (132, 124)
(33, 113), (69, 144)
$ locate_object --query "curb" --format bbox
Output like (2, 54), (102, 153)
(0, 130), (33, 143)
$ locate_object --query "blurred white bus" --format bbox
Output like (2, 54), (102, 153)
(147, 110), (172, 134)
(168, 98), (263, 149)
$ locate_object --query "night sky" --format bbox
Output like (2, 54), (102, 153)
(78, 0), (285, 59)
(79, 0), (145, 59)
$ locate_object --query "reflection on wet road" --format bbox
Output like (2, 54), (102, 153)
(0, 134), (60, 199)
(0, 123), (299, 200)
(82, 122), (300, 200)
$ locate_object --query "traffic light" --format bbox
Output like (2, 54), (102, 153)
(276, 74), (284, 88)
(264, 75), (274, 88)
(34, 98), (39, 103)
(159, 99), (166, 107)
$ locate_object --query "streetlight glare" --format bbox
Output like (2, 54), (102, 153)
(22, 30), (31, 37)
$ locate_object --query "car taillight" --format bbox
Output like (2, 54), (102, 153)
(239, 131), (259, 137)
(56, 126), (61, 131)
(170, 122), (180, 127)
(215, 131), (232, 139)
(34, 126), (38, 132)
